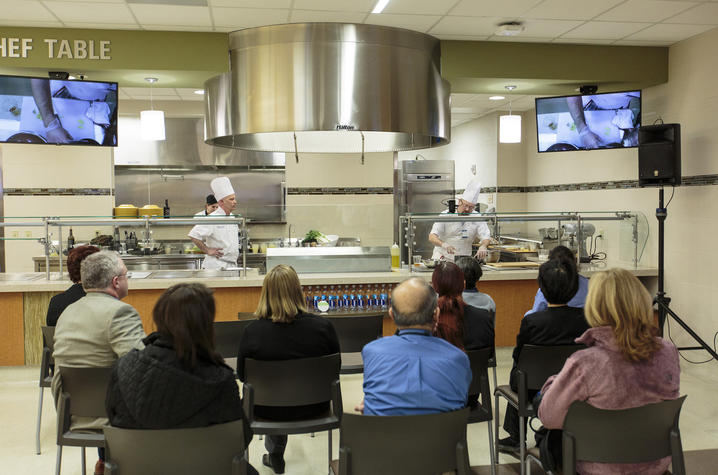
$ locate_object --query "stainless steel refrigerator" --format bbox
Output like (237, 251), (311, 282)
(394, 160), (455, 263)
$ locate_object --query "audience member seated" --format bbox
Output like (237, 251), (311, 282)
(46, 245), (99, 326)
(455, 256), (496, 321)
(432, 261), (494, 351)
(525, 245), (589, 316)
(498, 258), (589, 453)
(538, 268), (680, 474)
(106, 283), (257, 474)
(237, 264), (339, 475)
(52, 250), (145, 475)
(358, 277), (471, 416)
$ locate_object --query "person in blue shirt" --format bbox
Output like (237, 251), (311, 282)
(356, 277), (472, 416)
(525, 246), (588, 317)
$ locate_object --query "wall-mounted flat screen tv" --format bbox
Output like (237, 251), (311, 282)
(535, 90), (641, 153)
(0, 75), (118, 146)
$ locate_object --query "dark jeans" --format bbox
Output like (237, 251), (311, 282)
(265, 434), (288, 458)
(502, 367), (538, 441)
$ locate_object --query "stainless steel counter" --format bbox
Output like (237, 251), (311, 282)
(266, 246), (391, 273)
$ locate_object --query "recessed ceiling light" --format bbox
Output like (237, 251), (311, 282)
(505, 85), (517, 91)
(372, 0), (390, 14)
(194, 89), (205, 95)
(495, 21), (525, 37)
(489, 95), (505, 101)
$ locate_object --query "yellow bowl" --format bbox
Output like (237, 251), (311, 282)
(139, 205), (162, 217)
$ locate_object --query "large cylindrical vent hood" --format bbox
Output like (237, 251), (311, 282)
(205, 23), (450, 154)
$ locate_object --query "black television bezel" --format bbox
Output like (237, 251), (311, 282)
(0, 73), (119, 147)
(534, 89), (642, 154)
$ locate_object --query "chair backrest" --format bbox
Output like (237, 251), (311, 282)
(42, 325), (56, 352)
(466, 347), (493, 420)
(104, 420), (248, 475)
(213, 319), (256, 359)
(58, 366), (113, 418)
(325, 314), (384, 353)
(338, 408), (470, 475)
(516, 344), (586, 391)
(244, 353), (341, 407)
(562, 396), (687, 474)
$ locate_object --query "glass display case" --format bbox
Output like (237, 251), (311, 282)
(399, 210), (649, 271)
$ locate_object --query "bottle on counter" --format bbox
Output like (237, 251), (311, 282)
(67, 228), (75, 250)
(391, 242), (400, 270)
(163, 199), (170, 218)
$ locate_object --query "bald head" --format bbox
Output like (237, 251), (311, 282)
(390, 277), (438, 328)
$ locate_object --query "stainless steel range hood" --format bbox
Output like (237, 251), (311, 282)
(205, 23), (451, 154)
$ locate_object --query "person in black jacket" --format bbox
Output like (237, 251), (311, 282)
(106, 283), (257, 475)
(238, 264), (340, 475)
(46, 245), (99, 326)
(498, 258), (590, 453)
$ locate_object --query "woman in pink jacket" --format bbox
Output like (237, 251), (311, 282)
(538, 268), (680, 475)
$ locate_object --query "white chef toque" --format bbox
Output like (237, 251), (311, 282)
(460, 179), (482, 204)
(210, 177), (235, 201)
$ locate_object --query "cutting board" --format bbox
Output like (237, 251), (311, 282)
(484, 261), (540, 269)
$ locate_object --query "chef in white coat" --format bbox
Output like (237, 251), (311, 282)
(188, 177), (239, 269)
(428, 178), (491, 260)
(194, 194), (219, 217)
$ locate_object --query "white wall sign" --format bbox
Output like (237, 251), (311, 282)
(0, 37), (111, 60)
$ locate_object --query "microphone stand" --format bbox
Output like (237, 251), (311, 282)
(655, 186), (718, 360)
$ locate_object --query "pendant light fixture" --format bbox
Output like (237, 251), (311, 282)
(140, 77), (165, 141)
(499, 85), (521, 144)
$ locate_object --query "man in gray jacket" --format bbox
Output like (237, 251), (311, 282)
(52, 250), (145, 475)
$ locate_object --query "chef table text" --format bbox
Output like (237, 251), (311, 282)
(0, 38), (111, 60)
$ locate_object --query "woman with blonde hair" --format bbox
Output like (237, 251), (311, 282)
(537, 268), (680, 474)
(237, 264), (339, 474)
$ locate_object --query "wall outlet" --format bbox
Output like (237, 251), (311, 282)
(25, 231), (32, 238)
(470, 164), (477, 175)
(597, 229), (604, 238)
(12, 231), (18, 238)
(488, 194), (494, 204)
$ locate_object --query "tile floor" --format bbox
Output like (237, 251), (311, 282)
(1, 347), (717, 474)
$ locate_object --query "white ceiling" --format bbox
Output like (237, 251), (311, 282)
(2, 0), (716, 45)
(10, 0), (716, 126)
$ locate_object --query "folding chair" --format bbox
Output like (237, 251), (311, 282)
(36, 326), (55, 454)
(324, 314), (383, 373)
(466, 347), (496, 475)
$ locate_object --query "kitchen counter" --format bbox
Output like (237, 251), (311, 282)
(0, 261), (657, 366)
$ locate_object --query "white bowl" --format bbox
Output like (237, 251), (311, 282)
(317, 234), (339, 247)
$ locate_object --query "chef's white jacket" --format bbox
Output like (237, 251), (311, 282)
(187, 208), (239, 269)
(430, 210), (491, 260)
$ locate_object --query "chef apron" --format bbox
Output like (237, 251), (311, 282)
(187, 209), (239, 270)
(431, 221), (475, 261)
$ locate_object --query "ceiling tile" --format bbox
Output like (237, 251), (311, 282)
(213, 8), (288, 29)
(209, 0), (290, 6)
(597, 0), (698, 23)
(432, 33), (491, 41)
(143, 24), (214, 31)
(666, 3), (718, 24)
(612, 39), (674, 46)
(48, 0), (126, 3)
(488, 35), (565, 43)
(129, 4), (212, 26)
(43, 1), (136, 23)
(520, 19), (584, 37)
(0, 0), (59, 21)
(289, 10), (367, 23)
(430, 16), (502, 36)
(364, 13), (440, 32)
(624, 22), (713, 41)
(62, 22), (140, 29)
(559, 21), (651, 40)
(552, 38), (617, 45)
(522, 0), (624, 21)
(382, 0), (456, 15)
(292, 0), (375, 13)
(451, 93), (480, 107)
(0, 19), (64, 27)
(450, 0), (542, 18)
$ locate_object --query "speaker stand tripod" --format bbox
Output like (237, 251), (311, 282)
(655, 186), (718, 360)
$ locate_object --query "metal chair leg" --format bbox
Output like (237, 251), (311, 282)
(81, 447), (86, 475)
(487, 421), (497, 475)
(36, 386), (44, 455)
(493, 394), (500, 462)
(55, 445), (62, 475)
(519, 415), (526, 475)
(327, 429), (332, 475)
(311, 432), (315, 438)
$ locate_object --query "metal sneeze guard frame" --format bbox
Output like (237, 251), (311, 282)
(399, 211), (645, 269)
(0, 215), (248, 280)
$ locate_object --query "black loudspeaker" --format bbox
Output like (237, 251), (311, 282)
(638, 123), (681, 187)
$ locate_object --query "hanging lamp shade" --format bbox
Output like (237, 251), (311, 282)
(499, 114), (521, 143)
(140, 110), (166, 141)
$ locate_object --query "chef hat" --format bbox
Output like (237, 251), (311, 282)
(460, 179), (481, 204)
(210, 177), (235, 201)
